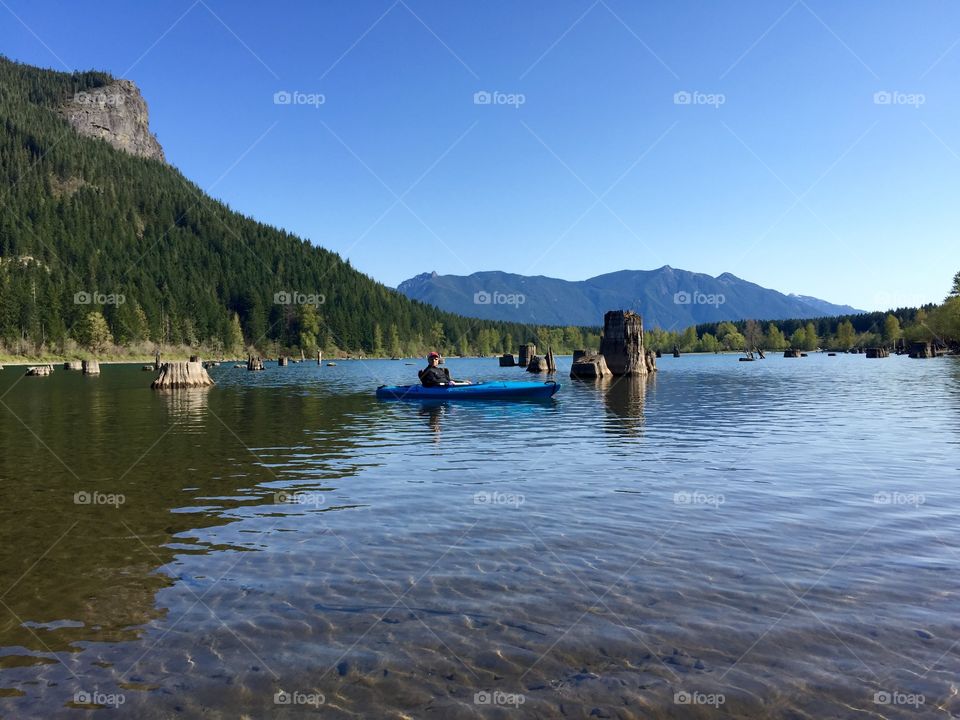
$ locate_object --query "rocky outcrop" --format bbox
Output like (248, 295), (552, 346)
(59, 80), (165, 162)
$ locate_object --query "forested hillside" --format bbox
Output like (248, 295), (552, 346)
(0, 56), (588, 358)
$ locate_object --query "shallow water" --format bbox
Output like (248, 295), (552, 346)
(0, 354), (958, 718)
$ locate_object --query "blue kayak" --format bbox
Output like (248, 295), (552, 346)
(376, 380), (560, 400)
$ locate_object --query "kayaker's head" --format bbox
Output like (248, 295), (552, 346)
(427, 351), (440, 366)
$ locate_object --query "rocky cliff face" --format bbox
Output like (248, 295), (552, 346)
(59, 80), (165, 162)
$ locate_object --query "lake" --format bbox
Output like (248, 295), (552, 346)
(0, 354), (957, 718)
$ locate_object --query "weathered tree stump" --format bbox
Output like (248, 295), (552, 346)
(527, 355), (556, 373)
(600, 310), (648, 376)
(546, 348), (556, 372)
(26, 365), (53, 376)
(909, 342), (932, 358)
(278, 356), (288, 367)
(247, 356), (265, 371)
(784, 349), (802, 358)
(655, 349), (662, 358)
(672, 345), (680, 358)
(570, 353), (611, 379)
(82, 360), (100, 375)
(317, 351), (322, 364)
(498, 353), (516, 367)
(865, 347), (889, 358)
(151, 361), (214, 389)
(518, 344), (536, 367)
(64, 360), (83, 370)
(645, 349), (657, 373)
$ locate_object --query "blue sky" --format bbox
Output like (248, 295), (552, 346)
(3, 0), (959, 311)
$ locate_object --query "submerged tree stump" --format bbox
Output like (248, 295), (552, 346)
(82, 360), (100, 375)
(527, 355), (554, 373)
(499, 353), (516, 367)
(865, 347), (889, 358)
(26, 365), (53, 376)
(64, 360), (83, 371)
(909, 342), (932, 359)
(645, 349), (657, 373)
(546, 348), (556, 372)
(570, 353), (610, 379)
(151, 361), (214, 389)
(247, 356), (265, 371)
(317, 351), (323, 364)
(278, 356), (288, 367)
(600, 310), (648, 376)
(784, 349), (802, 358)
(518, 344), (536, 368)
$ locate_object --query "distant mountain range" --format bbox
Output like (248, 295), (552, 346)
(396, 267), (864, 328)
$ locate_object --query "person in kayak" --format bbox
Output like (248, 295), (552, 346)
(418, 352), (469, 386)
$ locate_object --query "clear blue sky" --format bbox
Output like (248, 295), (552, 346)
(3, 0), (959, 311)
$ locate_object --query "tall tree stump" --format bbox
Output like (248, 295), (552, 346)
(82, 360), (100, 375)
(600, 310), (648, 376)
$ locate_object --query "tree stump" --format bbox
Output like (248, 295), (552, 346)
(82, 360), (100, 375)
(317, 351), (322, 364)
(600, 310), (648, 376)
(278, 356), (288, 367)
(64, 360), (83, 370)
(546, 348), (556, 372)
(784, 349), (802, 358)
(26, 365), (52, 376)
(570, 353), (611, 379)
(527, 355), (549, 373)
(151, 361), (215, 389)
(644, 349), (657, 373)
(498, 353), (516, 367)
(247, 356), (265, 371)
(518, 344), (536, 367)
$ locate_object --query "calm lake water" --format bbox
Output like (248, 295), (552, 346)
(0, 354), (958, 719)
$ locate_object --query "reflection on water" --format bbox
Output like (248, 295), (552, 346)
(0, 356), (958, 718)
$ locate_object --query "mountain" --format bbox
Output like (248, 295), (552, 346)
(397, 268), (864, 328)
(0, 56), (537, 356)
